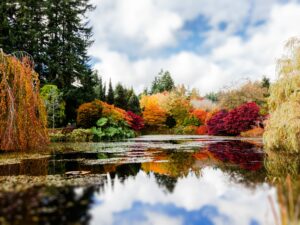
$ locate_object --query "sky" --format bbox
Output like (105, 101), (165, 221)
(88, 0), (300, 94)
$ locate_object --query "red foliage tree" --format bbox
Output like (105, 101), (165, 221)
(0, 52), (48, 151)
(206, 102), (260, 136)
(223, 102), (260, 136)
(126, 111), (145, 131)
(206, 110), (228, 135)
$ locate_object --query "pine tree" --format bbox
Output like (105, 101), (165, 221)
(114, 83), (127, 109)
(107, 79), (114, 105)
(150, 70), (175, 94)
(128, 94), (141, 114)
(98, 76), (106, 101)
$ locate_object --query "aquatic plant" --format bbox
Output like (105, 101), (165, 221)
(264, 38), (300, 152)
(91, 117), (135, 141)
(0, 51), (48, 151)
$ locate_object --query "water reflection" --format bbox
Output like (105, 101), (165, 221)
(0, 136), (277, 225)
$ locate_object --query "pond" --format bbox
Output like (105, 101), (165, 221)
(0, 135), (289, 225)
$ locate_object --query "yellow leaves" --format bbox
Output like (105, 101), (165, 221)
(140, 94), (167, 127)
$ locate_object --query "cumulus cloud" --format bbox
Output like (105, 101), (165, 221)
(88, 0), (300, 94)
(90, 168), (277, 225)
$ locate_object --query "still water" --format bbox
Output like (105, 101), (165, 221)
(0, 135), (285, 225)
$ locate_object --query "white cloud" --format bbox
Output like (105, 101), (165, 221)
(90, 168), (277, 225)
(89, 1), (300, 94)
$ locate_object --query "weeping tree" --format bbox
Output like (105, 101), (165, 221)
(264, 38), (300, 152)
(0, 50), (48, 151)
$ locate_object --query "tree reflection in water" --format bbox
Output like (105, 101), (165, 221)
(0, 138), (274, 224)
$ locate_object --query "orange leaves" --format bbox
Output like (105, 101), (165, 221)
(0, 52), (48, 151)
(77, 100), (103, 128)
(196, 125), (208, 135)
(191, 109), (207, 124)
(140, 95), (167, 127)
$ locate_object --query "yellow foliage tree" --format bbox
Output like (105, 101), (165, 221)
(140, 94), (167, 127)
(264, 38), (300, 152)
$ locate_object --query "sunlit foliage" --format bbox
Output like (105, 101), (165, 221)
(77, 100), (103, 128)
(218, 81), (268, 112)
(40, 84), (65, 128)
(0, 51), (48, 151)
(264, 38), (300, 152)
(140, 94), (167, 127)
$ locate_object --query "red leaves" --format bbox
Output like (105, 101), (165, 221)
(207, 102), (260, 136)
(126, 111), (145, 131)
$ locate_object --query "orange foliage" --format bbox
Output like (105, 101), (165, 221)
(0, 52), (48, 151)
(240, 127), (264, 137)
(140, 95), (167, 127)
(77, 100), (103, 128)
(77, 100), (132, 127)
(204, 109), (220, 124)
(196, 125), (208, 135)
(192, 109), (207, 124)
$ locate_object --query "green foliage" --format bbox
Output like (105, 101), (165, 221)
(261, 76), (270, 89)
(114, 83), (127, 109)
(50, 129), (93, 142)
(91, 117), (135, 141)
(99, 76), (106, 101)
(107, 79), (114, 105)
(150, 70), (175, 94)
(165, 116), (177, 128)
(0, 0), (96, 123)
(205, 92), (218, 102)
(183, 116), (201, 127)
(128, 94), (141, 114)
(40, 85), (65, 128)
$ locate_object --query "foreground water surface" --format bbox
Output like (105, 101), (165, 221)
(0, 135), (293, 225)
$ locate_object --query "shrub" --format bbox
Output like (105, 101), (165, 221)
(206, 110), (229, 135)
(182, 115), (201, 127)
(126, 111), (145, 131)
(92, 117), (135, 141)
(77, 100), (103, 128)
(191, 109), (207, 124)
(196, 126), (208, 135)
(223, 102), (260, 136)
(65, 129), (93, 142)
(240, 127), (264, 137)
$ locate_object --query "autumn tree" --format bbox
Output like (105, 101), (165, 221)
(0, 51), (48, 151)
(140, 95), (167, 127)
(218, 81), (268, 111)
(264, 38), (300, 152)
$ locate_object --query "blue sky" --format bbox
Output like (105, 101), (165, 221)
(88, 0), (300, 94)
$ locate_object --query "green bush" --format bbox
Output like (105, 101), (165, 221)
(50, 129), (93, 142)
(65, 129), (94, 142)
(92, 117), (135, 141)
(182, 115), (201, 126)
